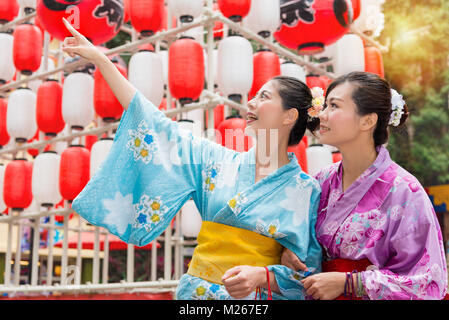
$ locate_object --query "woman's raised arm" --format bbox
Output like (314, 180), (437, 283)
(61, 18), (136, 110)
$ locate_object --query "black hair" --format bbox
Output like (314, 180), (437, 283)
(325, 71), (409, 146)
(271, 76), (320, 146)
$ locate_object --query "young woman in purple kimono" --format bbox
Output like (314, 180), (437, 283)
(282, 71), (448, 300)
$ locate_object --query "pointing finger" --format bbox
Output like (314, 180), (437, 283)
(62, 18), (84, 39)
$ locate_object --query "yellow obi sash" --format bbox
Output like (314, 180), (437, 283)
(187, 221), (283, 285)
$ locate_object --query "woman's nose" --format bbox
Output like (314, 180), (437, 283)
(247, 98), (256, 110)
(318, 108), (327, 121)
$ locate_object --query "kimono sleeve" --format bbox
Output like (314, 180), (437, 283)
(267, 184), (323, 300)
(72, 90), (218, 246)
(361, 186), (448, 300)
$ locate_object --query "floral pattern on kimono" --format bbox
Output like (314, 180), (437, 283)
(314, 146), (448, 300)
(72, 90), (323, 300)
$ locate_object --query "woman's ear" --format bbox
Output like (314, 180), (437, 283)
(283, 108), (299, 126)
(360, 113), (378, 131)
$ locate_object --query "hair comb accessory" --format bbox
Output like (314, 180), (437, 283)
(389, 89), (406, 127)
(307, 87), (325, 118)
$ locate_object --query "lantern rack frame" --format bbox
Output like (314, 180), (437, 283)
(0, 0), (389, 297)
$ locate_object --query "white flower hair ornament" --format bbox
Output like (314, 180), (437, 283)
(307, 87), (325, 118)
(389, 89), (406, 127)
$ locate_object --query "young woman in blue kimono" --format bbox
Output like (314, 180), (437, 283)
(62, 19), (322, 300)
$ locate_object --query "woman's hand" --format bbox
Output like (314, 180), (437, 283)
(61, 18), (104, 64)
(301, 272), (346, 300)
(61, 17), (136, 109)
(281, 248), (308, 272)
(222, 266), (265, 299)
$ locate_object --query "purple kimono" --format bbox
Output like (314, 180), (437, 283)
(315, 146), (448, 300)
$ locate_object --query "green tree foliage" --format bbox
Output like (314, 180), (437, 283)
(380, 0), (449, 186)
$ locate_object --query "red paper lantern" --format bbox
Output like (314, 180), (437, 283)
(213, 20), (224, 40)
(249, 49), (281, 99)
(0, 0), (19, 23)
(212, 2), (224, 40)
(4, 159), (33, 210)
(169, 37), (204, 105)
(54, 198), (74, 223)
(27, 130), (40, 158)
(288, 139), (308, 173)
(138, 42), (155, 52)
(332, 151), (342, 163)
(301, 135), (308, 148)
(37, 79), (65, 137)
(274, 0), (354, 54)
(216, 116), (253, 152)
(218, 0), (251, 22)
(123, 0), (131, 23)
(94, 62), (127, 122)
(364, 46), (384, 78)
(59, 146), (90, 202)
(159, 97), (176, 121)
(320, 75), (333, 91)
(0, 97), (10, 147)
(13, 23), (43, 75)
(351, 0), (361, 21)
(36, 0), (124, 45)
(160, 5), (177, 31)
(84, 135), (98, 151)
(129, 0), (164, 37)
(306, 75), (328, 92)
(206, 104), (225, 130)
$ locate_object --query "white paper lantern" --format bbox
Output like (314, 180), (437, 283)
(168, 0), (203, 23)
(129, 51), (164, 107)
(0, 33), (15, 84)
(332, 34), (365, 77)
(178, 119), (202, 138)
(306, 144), (333, 176)
(157, 50), (169, 87)
(281, 62), (306, 83)
(62, 72), (95, 130)
(29, 57), (56, 93)
(244, 0), (280, 38)
(18, 0), (36, 12)
(182, 24), (204, 46)
(90, 138), (113, 177)
(353, 0), (385, 38)
(0, 164), (6, 213)
(185, 109), (204, 134)
(181, 199), (202, 238)
(217, 35), (253, 102)
(203, 49), (219, 86)
(7, 87), (37, 143)
(32, 151), (61, 207)
(313, 43), (336, 61)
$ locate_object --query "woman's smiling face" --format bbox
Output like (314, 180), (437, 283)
(317, 82), (363, 148)
(245, 80), (288, 136)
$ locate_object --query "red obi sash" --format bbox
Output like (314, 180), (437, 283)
(322, 258), (372, 300)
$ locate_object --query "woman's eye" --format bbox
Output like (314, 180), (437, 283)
(331, 103), (337, 109)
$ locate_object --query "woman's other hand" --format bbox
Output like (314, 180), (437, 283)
(281, 248), (308, 272)
(301, 272), (346, 300)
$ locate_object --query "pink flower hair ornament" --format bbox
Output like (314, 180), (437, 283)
(307, 87), (325, 118)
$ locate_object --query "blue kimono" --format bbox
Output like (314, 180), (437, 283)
(72, 91), (322, 300)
